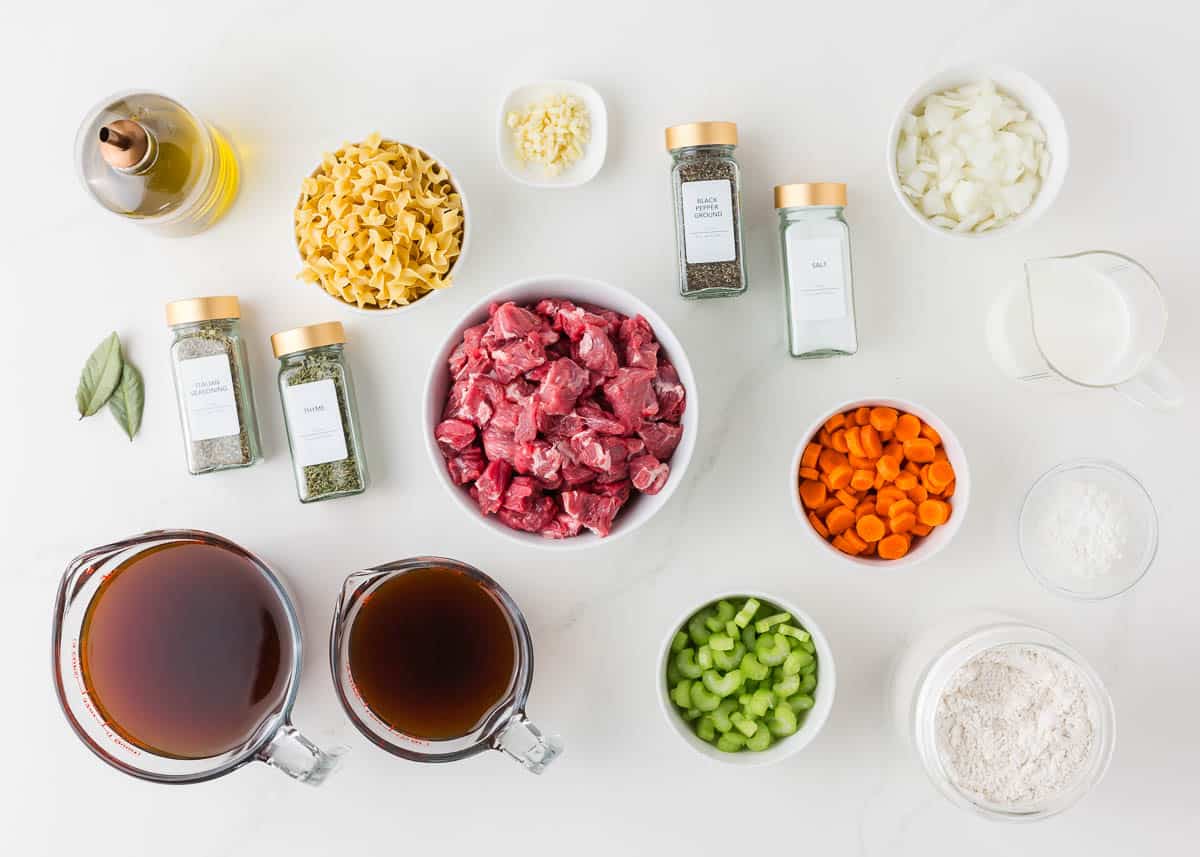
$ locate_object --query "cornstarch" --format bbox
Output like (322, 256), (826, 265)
(1036, 477), (1127, 579)
(935, 644), (1095, 807)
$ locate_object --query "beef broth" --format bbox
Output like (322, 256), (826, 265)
(79, 541), (294, 760)
(348, 566), (517, 742)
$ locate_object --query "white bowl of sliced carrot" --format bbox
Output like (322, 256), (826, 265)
(790, 398), (969, 569)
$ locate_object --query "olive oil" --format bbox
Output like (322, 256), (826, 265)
(76, 91), (239, 236)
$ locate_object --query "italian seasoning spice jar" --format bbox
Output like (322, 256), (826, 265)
(774, 183), (858, 358)
(166, 296), (262, 474)
(271, 322), (368, 503)
(666, 122), (748, 299)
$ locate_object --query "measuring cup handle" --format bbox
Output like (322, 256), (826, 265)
(493, 711), (563, 774)
(1115, 358), (1184, 410)
(258, 723), (343, 785)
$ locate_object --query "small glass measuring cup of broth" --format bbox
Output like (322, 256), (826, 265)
(330, 557), (563, 773)
(52, 530), (339, 785)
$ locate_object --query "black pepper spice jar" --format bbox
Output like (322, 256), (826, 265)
(271, 322), (368, 503)
(666, 122), (748, 299)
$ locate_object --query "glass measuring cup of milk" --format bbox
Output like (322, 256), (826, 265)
(986, 251), (1183, 409)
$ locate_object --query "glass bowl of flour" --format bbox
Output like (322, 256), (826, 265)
(1019, 459), (1158, 600)
(893, 617), (1116, 821)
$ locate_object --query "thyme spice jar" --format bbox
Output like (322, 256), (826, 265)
(166, 296), (263, 474)
(271, 322), (368, 503)
(666, 122), (748, 299)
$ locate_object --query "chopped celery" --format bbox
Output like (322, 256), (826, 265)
(799, 639), (816, 654)
(733, 598), (761, 628)
(667, 661), (682, 684)
(716, 732), (747, 753)
(697, 715), (716, 742)
(675, 648), (702, 679)
(768, 701), (798, 737)
(799, 673), (817, 693)
(772, 674), (800, 699)
(799, 659), (817, 675)
(690, 681), (721, 712)
(754, 612), (792, 634)
(697, 645), (714, 670)
(708, 633), (735, 652)
(683, 708), (703, 721)
(712, 699), (737, 732)
(714, 600), (736, 622)
(749, 689), (774, 717)
(688, 610), (714, 646)
(705, 615), (725, 633)
(777, 624), (811, 643)
(712, 642), (746, 671)
(730, 711), (758, 738)
(740, 652), (769, 681)
(741, 625), (757, 649)
(755, 633), (790, 666)
(783, 649), (813, 676)
(746, 727), (772, 751)
(671, 679), (693, 709)
(671, 630), (689, 652)
(702, 669), (744, 698)
(790, 695), (814, 711)
(725, 621), (740, 639)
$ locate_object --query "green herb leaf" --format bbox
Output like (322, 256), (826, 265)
(76, 332), (123, 418)
(108, 362), (144, 441)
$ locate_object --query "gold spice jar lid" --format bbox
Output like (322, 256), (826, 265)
(774, 183), (848, 209)
(665, 122), (738, 150)
(271, 321), (346, 357)
(165, 295), (241, 326)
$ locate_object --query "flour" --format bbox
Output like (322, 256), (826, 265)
(1035, 477), (1127, 579)
(935, 644), (1095, 807)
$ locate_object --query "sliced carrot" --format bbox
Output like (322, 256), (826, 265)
(928, 460), (955, 490)
(828, 464), (853, 490)
(854, 406), (871, 426)
(876, 487), (906, 516)
(831, 534), (854, 554)
(933, 447), (949, 463)
(831, 429), (849, 453)
(905, 460), (921, 475)
(854, 500), (876, 520)
(920, 422), (942, 445)
(825, 505), (856, 535)
(818, 427), (832, 447)
(887, 498), (916, 520)
(918, 499), (951, 526)
(850, 469), (875, 492)
(808, 511), (830, 538)
(844, 427), (866, 458)
(876, 455), (901, 481)
(801, 442), (821, 469)
(895, 413), (921, 442)
(799, 480), (827, 509)
(842, 529), (868, 552)
(873, 473), (887, 490)
(818, 447), (846, 474)
(861, 425), (883, 458)
(883, 441), (903, 460)
(911, 523), (932, 536)
(880, 430), (894, 442)
(890, 512), (917, 534)
(847, 455), (874, 471)
(815, 497), (841, 517)
(894, 471), (918, 491)
(798, 466), (820, 481)
(878, 534), (911, 560)
(836, 488), (858, 508)
(856, 514), (886, 542)
(824, 413), (845, 432)
(869, 406), (898, 433)
(903, 438), (936, 463)
(908, 484), (928, 504)
(942, 480), (956, 498)
(861, 540), (877, 557)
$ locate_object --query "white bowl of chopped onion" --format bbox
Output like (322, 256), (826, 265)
(887, 65), (1068, 237)
(497, 80), (608, 188)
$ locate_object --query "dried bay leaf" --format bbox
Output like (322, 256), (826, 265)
(108, 362), (144, 440)
(76, 332), (123, 418)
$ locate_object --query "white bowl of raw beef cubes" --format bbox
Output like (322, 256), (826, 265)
(423, 274), (699, 549)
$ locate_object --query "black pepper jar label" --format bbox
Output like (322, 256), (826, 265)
(681, 179), (736, 263)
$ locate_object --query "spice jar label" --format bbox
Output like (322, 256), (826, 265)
(178, 354), (241, 441)
(283, 379), (349, 467)
(681, 179), (735, 264)
(785, 234), (846, 321)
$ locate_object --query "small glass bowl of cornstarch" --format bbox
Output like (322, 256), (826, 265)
(907, 622), (1116, 822)
(1019, 459), (1159, 600)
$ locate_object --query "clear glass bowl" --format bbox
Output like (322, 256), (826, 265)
(1019, 459), (1158, 600)
(894, 618), (1116, 822)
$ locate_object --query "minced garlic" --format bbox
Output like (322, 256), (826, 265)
(505, 94), (590, 176)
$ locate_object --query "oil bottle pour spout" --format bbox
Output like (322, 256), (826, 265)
(98, 119), (155, 172)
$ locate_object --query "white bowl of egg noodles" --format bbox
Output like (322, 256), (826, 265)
(293, 135), (471, 317)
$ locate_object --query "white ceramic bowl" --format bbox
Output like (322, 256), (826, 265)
(497, 80), (607, 188)
(790, 397), (970, 570)
(297, 140), (471, 317)
(423, 274), (698, 549)
(886, 64), (1069, 239)
(657, 591), (836, 766)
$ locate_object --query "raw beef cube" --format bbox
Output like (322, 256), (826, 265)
(637, 421), (684, 460)
(561, 458), (598, 487)
(512, 442), (537, 475)
(631, 454), (670, 495)
(653, 361), (686, 422)
(592, 307), (627, 332)
(434, 419), (476, 454)
(444, 376), (497, 427)
(449, 322), (492, 379)
(448, 341), (469, 379)
(525, 363), (552, 382)
(529, 441), (565, 482)
(619, 315), (659, 371)
(602, 367), (659, 431)
(447, 445), (485, 485)
(489, 400), (522, 435)
(573, 323), (620, 377)
(539, 513), (583, 539)
(570, 429), (612, 473)
(621, 437), (646, 456)
(491, 301), (544, 341)
(491, 334), (546, 384)
(561, 490), (623, 537)
(534, 298), (573, 324)
(594, 478), (632, 506)
(502, 476), (542, 513)
(538, 357), (590, 415)
(482, 427), (520, 467)
(505, 378), (536, 402)
(514, 395), (539, 443)
(576, 401), (627, 435)
(540, 411), (586, 440)
(498, 496), (558, 534)
(474, 460), (512, 515)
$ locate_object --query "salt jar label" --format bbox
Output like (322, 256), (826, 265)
(178, 354), (240, 440)
(284, 379), (348, 466)
(681, 179), (735, 264)
(785, 234), (846, 321)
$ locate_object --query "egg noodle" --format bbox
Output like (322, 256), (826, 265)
(295, 133), (464, 309)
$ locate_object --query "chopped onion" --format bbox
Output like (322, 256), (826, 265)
(897, 80), (1049, 233)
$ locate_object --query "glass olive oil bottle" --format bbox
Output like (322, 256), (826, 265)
(75, 91), (239, 236)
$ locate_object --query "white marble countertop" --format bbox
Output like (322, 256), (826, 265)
(6, 0), (1199, 853)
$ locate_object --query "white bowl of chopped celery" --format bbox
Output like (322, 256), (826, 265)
(497, 80), (607, 188)
(659, 592), (836, 765)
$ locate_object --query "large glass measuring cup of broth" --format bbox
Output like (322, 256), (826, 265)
(986, 251), (1183, 409)
(52, 530), (339, 785)
(330, 557), (563, 774)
